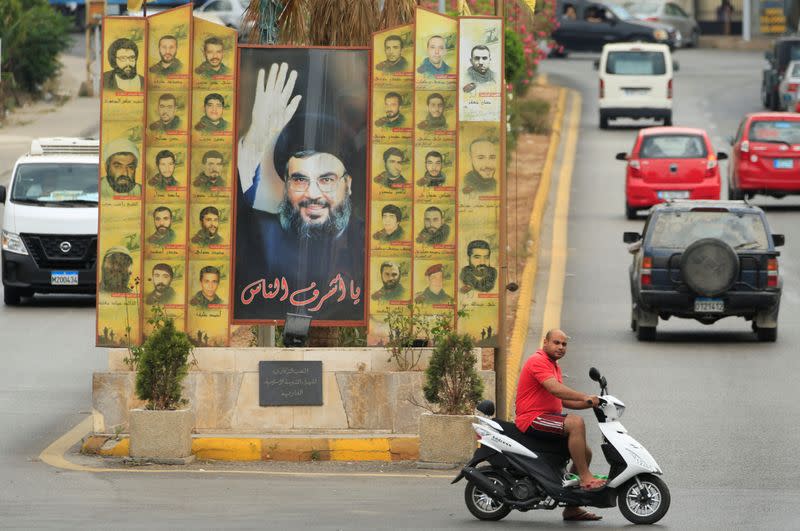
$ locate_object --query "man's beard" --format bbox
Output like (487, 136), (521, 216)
(153, 283), (168, 294)
(279, 195), (351, 239)
(383, 278), (400, 290)
(385, 110), (399, 120)
(156, 226), (170, 235)
(204, 227), (217, 237)
(107, 174), (135, 193)
(114, 66), (137, 80)
(472, 265), (489, 277)
(103, 270), (130, 291)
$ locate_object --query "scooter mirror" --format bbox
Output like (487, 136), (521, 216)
(476, 400), (495, 416)
(589, 367), (601, 381)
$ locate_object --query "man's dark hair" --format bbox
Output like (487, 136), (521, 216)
(381, 204), (402, 222)
(158, 35), (178, 46)
(425, 151), (443, 163)
(384, 35), (403, 48)
(427, 93), (445, 105)
(467, 239), (491, 257)
(203, 36), (224, 51)
(202, 150), (224, 164)
(108, 38), (138, 69)
(199, 265), (220, 282)
(471, 45), (491, 58)
(158, 93), (177, 104)
(153, 205), (172, 218)
(204, 93), (224, 107)
(152, 263), (174, 277)
(380, 261), (399, 273)
(384, 92), (402, 105)
(425, 206), (443, 217)
(155, 150), (175, 166)
(382, 147), (404, 163)
(199, 206), (220, 221)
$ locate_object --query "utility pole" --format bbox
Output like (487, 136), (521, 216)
(496, 0), (505, 17)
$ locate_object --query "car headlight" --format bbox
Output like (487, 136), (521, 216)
(653, 29), (668, 41)
(1, 230), (28, 255)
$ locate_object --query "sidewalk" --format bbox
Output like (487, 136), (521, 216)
(0, 53), (100, 182)
(698, 34), (772, 51)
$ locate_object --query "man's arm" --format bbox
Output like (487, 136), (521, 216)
(541, 377), (599, 409)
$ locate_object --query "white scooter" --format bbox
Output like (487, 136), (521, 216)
(452, 367), (670, 525)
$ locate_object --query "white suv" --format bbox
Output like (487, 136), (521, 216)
(597, 42), (675, 129)
(0, 138), (99, 305)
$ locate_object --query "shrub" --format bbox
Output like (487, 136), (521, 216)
(505, 28), (526, 89)
(133, 306), (195, 410)
(423, 332), (484, 415)
(0, 0), (71, 93)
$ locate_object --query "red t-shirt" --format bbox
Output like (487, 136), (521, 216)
(515, 349), (563, 431)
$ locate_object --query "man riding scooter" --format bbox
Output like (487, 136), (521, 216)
(516, 329), (604, 521)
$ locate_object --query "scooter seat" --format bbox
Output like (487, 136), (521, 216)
(494, 419), (571, 461)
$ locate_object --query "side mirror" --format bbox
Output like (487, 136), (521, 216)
(589, 367), (601, 381)
(716, 152), (729, 160)
(476, 400), (495, 416)
(773, 234), (785, 247)
(615, 152), (628, 161)
(623, 231), (642, 244)
(672, 60), (680, 72)
(0, 185), (5, 204)
(593, 59), (600, 70)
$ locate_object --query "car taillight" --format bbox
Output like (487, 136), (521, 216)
(790, 83), (799, 92)
(706, 156), (718, 176)
(629, 159), (641, 176)
(645, 16), (659, 21)
(641, 256), (652, 286)
(796, 101), (800, 113)
(767, 258), (779, 288)
(667, 79), (672, 99)
(740, 140), (750, 153)
(600, 79), (604, 99)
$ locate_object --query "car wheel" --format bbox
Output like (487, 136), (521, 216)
(637, 325), (656, 341)
(690, 30), (700, 48)
(600, 114), (609, 129)
(630, 307), (638, 331)
(768, 89), (779, 111)
(680, 238), (739, 297)
(3, 286), (22, 306)
(626, 203), (638, 220)
(663, 113), (672, 126)
(756, 325), (777, 342)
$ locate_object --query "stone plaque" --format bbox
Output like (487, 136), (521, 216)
(259, 361), (323, 406)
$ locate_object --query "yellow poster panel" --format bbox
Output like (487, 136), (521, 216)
(372, 25), (415, 87)
(146, 4), (192, 92)
(190, 89), (234, 147)
(97, 211), (143, 346)
(189, 145), (233, 200)
(370, 200), (413, 254)
(458, 123), (501, 206)
(414, 9), (458, 92)
(371, 142), (413, 201)
(143, 201), (186, 259)
(413, 259), (456, 321)
(458, 18), (503, 122)
(145, 145), (188, 201)
(145, 90), (190, 147)
(142, 258), (186, 337)
(413, 202), (456, 258)
(100, 121), (145, 204)
(186, 260), (230, 346)
(188, 202), (232, 257)
(192, 17), (237, 90)
(372, 88), (414, 145)
(414, 145), (456, 199)
(101, 17), (146, 121)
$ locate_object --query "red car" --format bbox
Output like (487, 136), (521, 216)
(616, 126), (725, 219)
(728, 112), (800, 200)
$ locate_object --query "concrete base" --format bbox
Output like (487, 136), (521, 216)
(418, 413), (477, 465)
(129, 409), (195, 459)
(123, 455), (196, 466)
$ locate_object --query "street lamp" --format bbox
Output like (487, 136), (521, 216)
(283, 313), (313, 347)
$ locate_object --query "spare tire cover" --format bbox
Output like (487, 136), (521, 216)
(680, 238), (739, 297)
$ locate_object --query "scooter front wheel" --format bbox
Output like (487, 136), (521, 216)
(464, 468), (512, 521)
(618, 473), (670, 525)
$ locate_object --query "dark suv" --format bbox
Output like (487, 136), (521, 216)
(623, 200), (784, 341)
(761, 36), (800, 110)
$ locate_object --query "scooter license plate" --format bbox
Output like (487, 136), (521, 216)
(51, 271), (79, 286)
(694, 297), (724, 313)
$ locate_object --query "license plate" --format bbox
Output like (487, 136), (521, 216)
(694, 297), (724, 313)
(51, 271), (79, 286)
(657, 190), (689, 199)
(774, 159), (793, 169)
(623, 88), (649, 96)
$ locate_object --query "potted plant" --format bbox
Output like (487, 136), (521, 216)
(128, 306), (196, 462)
(418, 330), (484, 466)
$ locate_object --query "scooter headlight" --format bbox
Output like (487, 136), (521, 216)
(615, 404), (626, 418)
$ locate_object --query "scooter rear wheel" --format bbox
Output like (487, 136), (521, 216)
(464, 468), (512, 521)
(618, 473), (670, 524)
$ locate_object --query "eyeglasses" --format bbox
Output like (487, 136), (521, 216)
(287, 174), (343, 194)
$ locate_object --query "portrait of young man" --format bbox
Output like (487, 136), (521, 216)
(195, 93), (228, 132)
(372, 204), (404, 242)
(191, 206), (223, 246)
(100, 248), (134, 293)
(190, 265), (223, 308)
(149, 150), (179, 190)
(376, 35), (409, 73)
(416, 205), (450, 245)
(374, 92), (406, 129)
(417, 35), (451, 76)
(147, 206), (176, 245)
(462, 137), (498, 194)
(373, 147), (406, 189)
(149, 35), (183, 76)
(235, 50), (368, 321)
(417, 150), (446, 187)
(414, 263), (453, 304)
(195, 36), (230, 78)
(103, 38), (144, 91)
(371, 261), (405, 301)
(417, 93), (448, 131)
(462, 45), (496, 93)
(459, 239), (498, 293)
(193, 150), (226, 190)
(148, 93), (181, 132)
(145, 263), (177, 305)
(101, 138), (141, 198)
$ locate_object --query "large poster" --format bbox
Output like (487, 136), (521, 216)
(233, 48), (370, 324)
(97, 17), (146, 347)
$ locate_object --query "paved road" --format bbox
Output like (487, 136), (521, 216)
(1, 48), (798, 529)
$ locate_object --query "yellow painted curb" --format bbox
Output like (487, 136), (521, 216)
(193, 438), (262, 461)
(99, 437), (130, 457)
(504, 88), (582, 415)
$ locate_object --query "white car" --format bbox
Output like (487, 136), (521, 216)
(778, 60), (800, 110)
(194, 0), (246, 30)
(597, 42), (675, 129)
